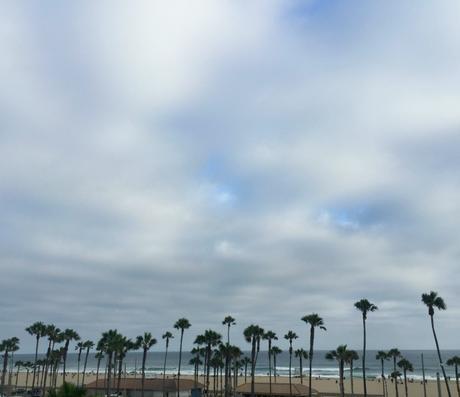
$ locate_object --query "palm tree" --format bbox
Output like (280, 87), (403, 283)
(25, 322), (46, 389)
(294, 349), (308, 385)
(161, 331), (174, 397)
(136, 332), (157, 397)
(397, 358), (414, 397)
(24, 361), (33, 390)
(376, 351), (389, 397)
(241, 357), (251, 383)
(14, 360), (23, 389)
(325, 345), (349, 397)
(99, 329), (121, 397)
(81, 340), (94, 386)
(388, 349), (401, 397)
(345, 350), (359, 397)
(222, 316), (236, 345)
(189, 356), (203, 389)
(284, 331), (298, 397)
(94, 351), (104, 388)
(391, 370), (402, 394)
(115, 337), (137, 395)
(42, 324), (61, 392)
(270, 347), (282, 383)
(75, 341), (84, 386)
(446, 356), (460, 397)
(0, 337), (20, 394)
(354, 298), (378, 397)
(61, 329), (80, 384)
(174, 318), (191, 397)
(422, 291), (452, 397)
(301, 314), (326, 397)
(202, 330), (222, 393)
(263, 331), (277, 395)
(243, 325), (264, 397)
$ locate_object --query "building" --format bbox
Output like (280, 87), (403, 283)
(86, 378), (204, 397)
(235, 383), (320, 397)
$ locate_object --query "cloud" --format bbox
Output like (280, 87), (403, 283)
(1, 0), (460, 352)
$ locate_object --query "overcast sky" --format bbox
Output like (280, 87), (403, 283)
(1, 1), (460, 353)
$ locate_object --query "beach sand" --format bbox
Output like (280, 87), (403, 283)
(10, 372), (455, 397)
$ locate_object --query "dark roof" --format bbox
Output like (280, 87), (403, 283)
(86, 378), (203, 392)
(235, 383), (319, 396)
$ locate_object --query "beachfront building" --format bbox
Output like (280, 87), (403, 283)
(86, 378), (203, 397)
(235, 383), (320, 397)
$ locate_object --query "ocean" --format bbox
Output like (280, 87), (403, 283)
(12, 350), (460, 381)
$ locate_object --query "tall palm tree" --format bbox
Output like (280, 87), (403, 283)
(397, 359), (413, 397)
(161, 331), (174, 397)
(75, 341), (84, 386)
(222, 317), (236, 345)
(325, 345), (349, 397)
(422, 291), (452, 397)
(270, 347), (282, 383)
(284, 331), (298, 397)
(376, 351), (389, 397)
(174, 318), (191, 397)
(243, 325), (264, 397)
(301, 314), (326, 397)
(202, 330), (222, 393)
(345, 350), (359, 397)
(446, 356), (460, 397)
(94, 351), (104, 388)
(81, 340), (94, 386)
(263, 331), (277, 395)
(391, 371), (402, 395)
(136, 332), (157, 397)
(388, 348), (401, 397)
(294, 349), (308, 385)
(354, 298), (378, 397)
(42, 325), (61, 392)
(115, 337), (137, 396)
(99, 329), (121, 397)
(61, 329), (80, 384)
(25, 322), (46, 389)
(189, 356), (203, 389)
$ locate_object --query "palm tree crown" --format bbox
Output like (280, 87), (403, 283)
(354, 299), (378, 319)
(422, 291), (446, 316)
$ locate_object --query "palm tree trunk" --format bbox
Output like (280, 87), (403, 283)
(62, 342), (69, 384)
(96, 357), (101, 388)
(32, 336), (39, 388)
(268, 340), (272, 396)
(1, 351), (9, 394)
(14, 364), (19, 389)
(82, 347), (90, 387)
(421, 353), (427, 397)
(288, 347), (292, 397)
(403, 370), (408, 397)
(339, 360), (344, 397)
(380, 360), (385, 397)
(350, 361), (354, 397)
(141, 348), (147, 397)
(300, 357), (303, 385)
(26, 369), (30, 390)
(117, 357), (123, 396)
(163, 341), (169, 397)
(77, 352), (81, 387)
(308, 327), (314, 397)
(244, 362), (247, 383)
(177, 330), (184, 397)
(393, 357), (399, 397)
(107, 352), (113, 397)
(362, 316), (367, 397)
(455, 364), (459, 397)
(273, 356), (277, 383)
(430, 314), (452, 397)
(250, 339), (256, 397)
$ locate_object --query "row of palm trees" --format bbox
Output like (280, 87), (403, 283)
(0, 290), (455, 397)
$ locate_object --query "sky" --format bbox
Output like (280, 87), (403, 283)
(1, 0), (460, 353)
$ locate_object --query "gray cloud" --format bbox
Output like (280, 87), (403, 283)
(1, 0), (460, 352)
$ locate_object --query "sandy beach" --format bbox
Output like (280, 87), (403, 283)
(9, 371), (456, 397)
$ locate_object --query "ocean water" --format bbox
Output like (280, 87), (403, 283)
(12, 350), (460, 381)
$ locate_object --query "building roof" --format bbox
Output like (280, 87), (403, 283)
(235, 383), (319, 397)
(86, 378), (203, 392)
